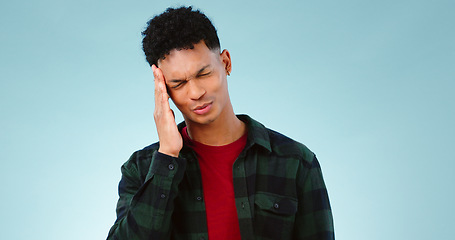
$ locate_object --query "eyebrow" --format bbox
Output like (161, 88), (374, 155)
(196, 64), (211, 76)
(168, 64), (211, 84)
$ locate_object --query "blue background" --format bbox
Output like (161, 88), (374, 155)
(1, 0), (454, 239)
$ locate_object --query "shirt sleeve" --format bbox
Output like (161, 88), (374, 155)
(107, 151), (187, 240)
(294, 155), (335, 240)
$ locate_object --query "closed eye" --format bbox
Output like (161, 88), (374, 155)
(170, 81), (186, 89)
(197, 71), (211, 77)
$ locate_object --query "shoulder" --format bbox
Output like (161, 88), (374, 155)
(130, 142), (160, 163)
(237, 115), (315, 163)
(121, 142), (160, 181)
(241, 114), (315, 167)
(265, 127), (315, 167)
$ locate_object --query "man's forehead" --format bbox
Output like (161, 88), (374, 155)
(157, 41), (219, 64)
(158, 55), (212, 74)
(157, 49), (209, 67)
(158, 45), (218, 78)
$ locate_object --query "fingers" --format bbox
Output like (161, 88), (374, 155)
(152, 65), (170, 106)
(152, 65), (173, 124)
(153, 65), (167, 94)
(151, 65), (182, 157)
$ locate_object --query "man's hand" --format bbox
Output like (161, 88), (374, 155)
(152, 65), (183, 158)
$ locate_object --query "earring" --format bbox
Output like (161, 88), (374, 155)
(227, 70), (231, 76)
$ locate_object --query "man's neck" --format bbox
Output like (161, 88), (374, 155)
(185, 107), (246, 146)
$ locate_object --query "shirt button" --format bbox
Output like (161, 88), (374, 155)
(160, 194), (166, 199)
(196, 196), (202, 201)
(274, 203), (280, 209)
(168, 164), (174, 170)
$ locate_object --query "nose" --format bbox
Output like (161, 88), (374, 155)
(187, 79), (206, 100)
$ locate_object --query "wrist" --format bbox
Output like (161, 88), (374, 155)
(158, 148), (179, 158)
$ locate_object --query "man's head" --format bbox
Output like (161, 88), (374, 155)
(142, 6), (221, 67)
(143, 6), (233, 126)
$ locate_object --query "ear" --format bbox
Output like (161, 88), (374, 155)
(220, 49), (232, 75)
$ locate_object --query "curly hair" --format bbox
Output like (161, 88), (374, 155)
(142, 6), (220, 67)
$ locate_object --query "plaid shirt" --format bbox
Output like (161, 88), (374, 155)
(107, 115), (334, 240)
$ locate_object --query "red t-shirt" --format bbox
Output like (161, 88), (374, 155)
(182, 126), (246, 240)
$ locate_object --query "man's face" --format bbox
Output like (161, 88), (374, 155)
(157, 41), (231, 126)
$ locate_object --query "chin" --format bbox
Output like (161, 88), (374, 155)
(185, 113), (217, 126)
(193, 116), (216, 125)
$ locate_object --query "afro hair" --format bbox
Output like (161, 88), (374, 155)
(142, 6), (221, 67)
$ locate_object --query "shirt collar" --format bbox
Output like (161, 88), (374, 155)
(237, 114), (272, 152)
(177, 114), (272, 153)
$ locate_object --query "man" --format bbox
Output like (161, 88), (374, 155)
(107, 6), (334, 240)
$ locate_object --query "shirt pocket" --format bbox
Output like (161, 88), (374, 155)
(253, 192), (298, 239)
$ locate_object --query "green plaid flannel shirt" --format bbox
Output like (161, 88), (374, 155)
(107, 115), (334, 240)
